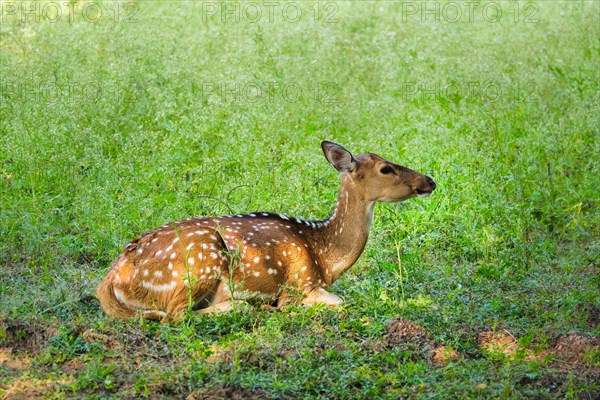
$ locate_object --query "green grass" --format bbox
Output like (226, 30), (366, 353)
(1, 0), (599, 398)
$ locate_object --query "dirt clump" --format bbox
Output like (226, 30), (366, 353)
(82, 328), (123, 352)
(553, 331), (599, 364)
(382, 318), (438, 363)
(60, 358), (87, 376)
(0, 317), (58, 356)
(383, 318), (431, 347)
(431, 346), (460, 365)
(0, 347), (31, 370)
(477, 330), (552, 362)
(478, 331), (519, 356)
(478, 329), (599, 368)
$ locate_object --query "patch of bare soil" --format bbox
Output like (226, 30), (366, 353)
(206, 344), (282, 370)
(80, 325), (173, 361)
(187, 384), (268, 400)
(0, 317), (58, 356)
(0, 347), (31, 370)
(553, 331), (599, 365)
(477, 330), (554, 362)
(383, 318), (462, 364)
(383, 318), (431, 347)
(478, 330), (599, 369)
(207, 347), (234, 364)
(1, 376), (72, 400)
(478, 331), (521, 357)
(431, 346), (460, 365)
(81, 328), (124, 352)
(60, 358), (87, 376)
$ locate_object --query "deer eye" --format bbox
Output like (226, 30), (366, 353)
(380, 166), (394, 175)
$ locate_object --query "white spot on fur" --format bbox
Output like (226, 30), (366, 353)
(114, 288), (128, 304)
(142, 280), (177, 292)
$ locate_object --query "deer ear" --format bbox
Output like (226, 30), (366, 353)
(321, 141), (356, 173)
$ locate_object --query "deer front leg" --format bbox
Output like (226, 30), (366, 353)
(195, 279), (232, 314)
(302, 288), (344, 306)
(198, 300), (234, 314)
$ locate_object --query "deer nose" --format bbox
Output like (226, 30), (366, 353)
(426, 177), (436, 190)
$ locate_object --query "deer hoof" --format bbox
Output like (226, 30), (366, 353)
(302, 288), (344, 306)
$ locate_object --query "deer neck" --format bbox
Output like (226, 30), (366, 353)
(313, 175), (375, 285)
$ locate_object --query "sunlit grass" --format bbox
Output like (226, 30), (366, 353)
(1, 0), (598, 398)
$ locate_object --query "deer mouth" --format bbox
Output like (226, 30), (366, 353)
(416, 188), (433, 198)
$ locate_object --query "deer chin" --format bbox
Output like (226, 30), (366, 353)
(379, 196), (412, 203)
(415, 188), (433, 198)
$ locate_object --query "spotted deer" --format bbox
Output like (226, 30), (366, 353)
(97, 141), (436, 321)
